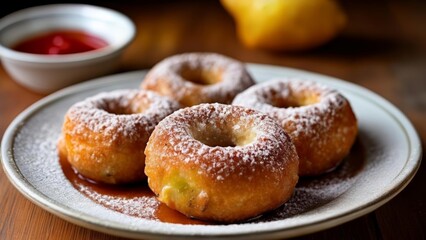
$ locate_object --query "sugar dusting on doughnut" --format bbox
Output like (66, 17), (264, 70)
(60, 89), (181, 184)
(150, 103), (294, 181)
(234, 78), (345, 137)
(145, 103), (299, 222)
(141, 53), (255, 106)
(233, 78), (358, 176)
(65, 89), (180, 145)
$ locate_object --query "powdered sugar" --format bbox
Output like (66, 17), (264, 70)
(140, 52), (255, 106)
(77, 184), (159, 219)
(62, 139), (364, 224)
(4, 67), (414, 237)
(232, 78), (358, 175)
(147, 103), (298, 182)
(63, 89), (180, 145)
(233, 77), (346, 138)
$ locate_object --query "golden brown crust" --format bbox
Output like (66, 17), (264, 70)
(59, 89), (180, 184)
(145, 103), (299, 222)
(233, 78), (358, 176)
(140, 52), (255, 107)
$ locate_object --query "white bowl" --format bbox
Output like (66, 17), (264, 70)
(0, 4), (136, 93)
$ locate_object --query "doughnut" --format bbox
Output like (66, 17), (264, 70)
(144, 103), (299, 222)
(232, 78), (358, 176)
(140, 52), (255, 107)
(58, 89), (180, 184)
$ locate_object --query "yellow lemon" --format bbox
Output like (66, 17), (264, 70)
(221, 0), (347, 51)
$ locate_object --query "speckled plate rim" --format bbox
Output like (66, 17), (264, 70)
(1, 63), (422, 239)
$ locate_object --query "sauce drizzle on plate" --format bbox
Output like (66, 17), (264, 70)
(59, 139), (365, 225)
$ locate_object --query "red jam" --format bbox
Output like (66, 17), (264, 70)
(12, 30), (108, 55)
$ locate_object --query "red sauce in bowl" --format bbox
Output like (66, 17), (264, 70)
(12, 30), (108, 55)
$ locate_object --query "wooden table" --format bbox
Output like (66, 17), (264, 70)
(1, 0), (424, 239)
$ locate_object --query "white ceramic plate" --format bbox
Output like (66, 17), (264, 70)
(1, 64), (422, 239)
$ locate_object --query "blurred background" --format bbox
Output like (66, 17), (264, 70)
(1, 0), (424, 134)
(0, 0), (425, 239)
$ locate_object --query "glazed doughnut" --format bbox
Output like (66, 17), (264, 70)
(233, 78), (358, 176)
(144, 103), (299, 222)
(58, 89), (180, 184)
(140, 52), (255, 107)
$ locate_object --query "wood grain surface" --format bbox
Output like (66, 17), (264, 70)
(1, 0), (424, 239)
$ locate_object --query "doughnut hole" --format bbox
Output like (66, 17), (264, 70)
(101, 103), (133, 115)
(268, 88), (321, 108)
(189, 121), (257, 147)
(179, 64), (223, 85)
(100, 95), (153, 115)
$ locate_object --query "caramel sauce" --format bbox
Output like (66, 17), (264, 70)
(59, 138), (365, 224)
(59, 153), (207, 224)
